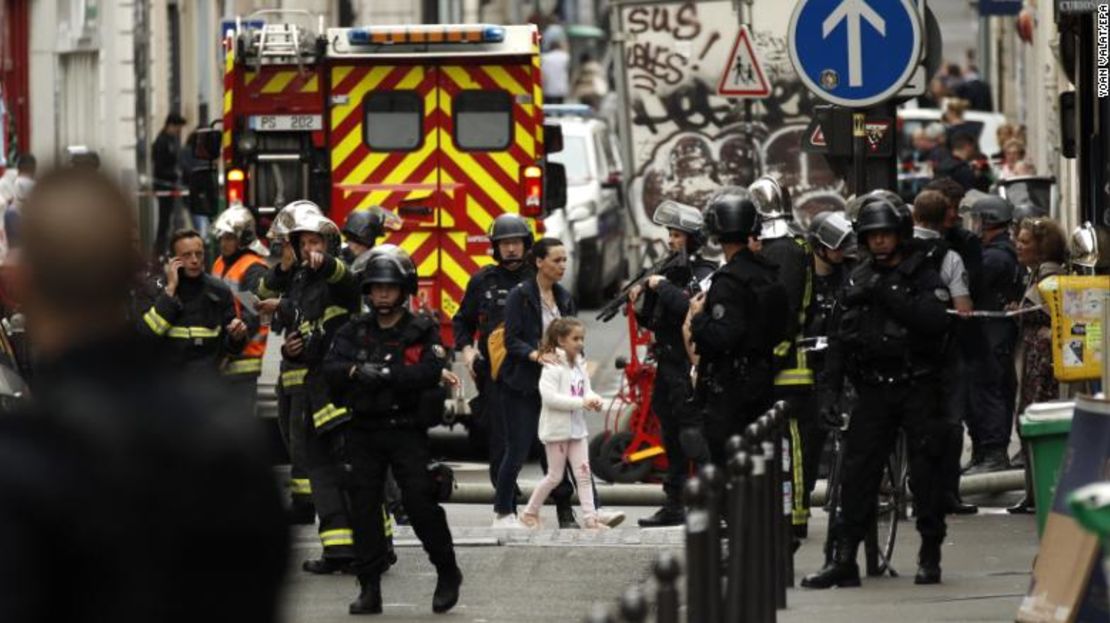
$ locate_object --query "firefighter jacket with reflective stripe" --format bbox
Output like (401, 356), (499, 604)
(325, 311), (446, 431)
(759, 235), (815, 389)
(136, 274), (247, 372)
(213, 251), (269, 378)
(257, 255), (359, 413)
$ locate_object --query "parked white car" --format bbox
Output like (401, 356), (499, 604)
(543, 105), (626, 307)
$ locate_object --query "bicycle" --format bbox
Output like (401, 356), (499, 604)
(822, 412), (910, 578)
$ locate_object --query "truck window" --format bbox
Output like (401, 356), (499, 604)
(364, 91), (423, 151)
(454, 91), (512, 151)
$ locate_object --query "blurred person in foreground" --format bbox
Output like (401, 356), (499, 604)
(0, 168), (288, 622)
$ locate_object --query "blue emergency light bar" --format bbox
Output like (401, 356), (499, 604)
(348, 24), (505, 46)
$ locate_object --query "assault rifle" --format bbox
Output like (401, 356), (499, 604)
(596, 251), (687, 323)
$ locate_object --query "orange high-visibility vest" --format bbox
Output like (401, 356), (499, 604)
(213, 252), (270, 375)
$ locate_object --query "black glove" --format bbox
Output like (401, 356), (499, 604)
(679, 426), (710, 463)
(354, 363), (390, 386)
(843, 272), (881, 306)
(820, 406), (846, 431)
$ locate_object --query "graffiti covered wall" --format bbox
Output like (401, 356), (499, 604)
(615, 0), (846, 245)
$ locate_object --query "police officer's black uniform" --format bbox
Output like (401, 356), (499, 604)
(325, 251), (461, 615)
(966, 196), (1024, 473)
(452, 214), (531, 485)
(636, 202), (717, 527)
(803, 200), (951, 589)
(257, 219), (362, 572)
(689, 189), (789, 468)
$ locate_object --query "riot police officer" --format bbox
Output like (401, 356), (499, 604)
(803, 199), (951, 589)
(257, 206), (363, 573)
(804, 210), (855, 511)
(965, 195), (1024, 474)
(452, 214), (532, 487)
(685, 188), (789, 468)
(211, 205), (270, 413)
(633, 201), (718, 527)
(341, 206), (402, 278)
(324, 249), (461, 615)
(750, 175), (818, 537)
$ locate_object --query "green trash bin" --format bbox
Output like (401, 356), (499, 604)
(1019, 401), (1075, 537)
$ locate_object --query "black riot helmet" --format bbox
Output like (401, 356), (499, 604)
(342, 206), (401, 248)
(854, 199), (903, 239)
(488, 213), (534, 263)
(361, 248), (418, 316)
(703, 187), (762, 243)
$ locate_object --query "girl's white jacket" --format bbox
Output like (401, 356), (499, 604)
(537, 348), (601, 443)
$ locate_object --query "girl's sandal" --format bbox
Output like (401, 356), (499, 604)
(582, 516), (610, 531)
(519, 511), (542, 530)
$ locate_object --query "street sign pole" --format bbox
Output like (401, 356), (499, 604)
(852, 112), (867, 196)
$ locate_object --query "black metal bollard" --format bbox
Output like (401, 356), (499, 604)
(761, 413), (783, 610)
(700, 464), (724, 623)
(774, 403), (795, 591)
(585, 603), (616, 623)
(619, 585), (648, 623)
(725, 451), (752, 623)
(654, 552), (682, 623)
(758, 414), (785, 614)
(684, 476), (710, 623)
(746, 422), (771, 623)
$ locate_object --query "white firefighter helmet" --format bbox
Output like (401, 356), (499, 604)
(748, 175), (792, 239)
(269, 200), (324, 242)
(213, 205), (270, 258)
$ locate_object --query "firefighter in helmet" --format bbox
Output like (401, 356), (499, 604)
(749, 174), (819, 539)
(257, 203), (364, 573)
(211, 205), (270, 413)
(261, 200), (324, 523)
(325, 247), (462, 615)
(633, 200), (718, 527)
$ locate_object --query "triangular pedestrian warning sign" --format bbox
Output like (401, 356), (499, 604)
(811, 125), (826, 147)
(717, 25), (771, 98)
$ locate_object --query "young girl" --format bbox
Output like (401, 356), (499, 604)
(519, 318), (606, 530)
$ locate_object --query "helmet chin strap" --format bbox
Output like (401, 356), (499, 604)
(501, 258), (523, 270)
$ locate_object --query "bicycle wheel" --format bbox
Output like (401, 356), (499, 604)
(874, 432), (909, 577)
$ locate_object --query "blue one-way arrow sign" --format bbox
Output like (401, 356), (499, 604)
(788, 0), (922, 108)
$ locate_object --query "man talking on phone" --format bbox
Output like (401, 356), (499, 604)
(136, 228), (250, 372)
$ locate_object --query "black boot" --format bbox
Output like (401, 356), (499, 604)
(432, 566), (463, 613)
(914, 538), (942, 585)
(944, 493), (979, 515)
(349, 574), (383, 615)
(964, 447), (1010, 475)
(556, 504), (579, 529)
(303, 557), (353, 575)
(637, 503), (685, 527)
(801, 537), (861, 589)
